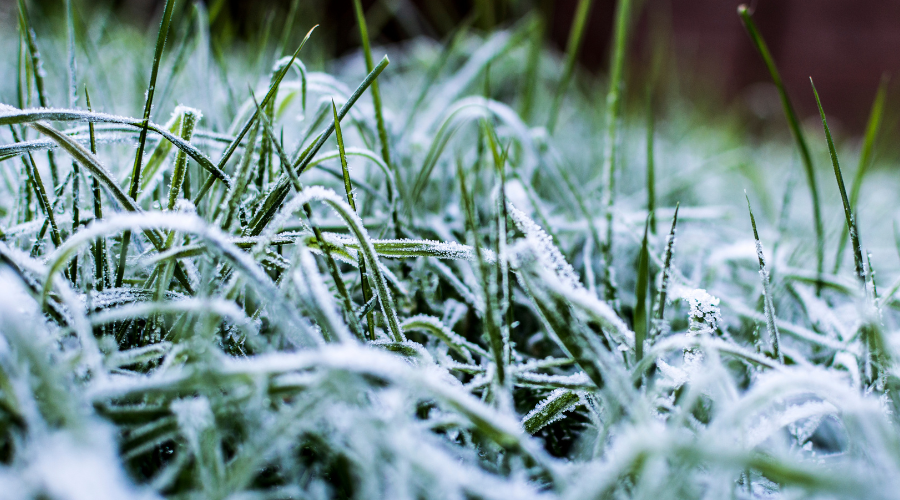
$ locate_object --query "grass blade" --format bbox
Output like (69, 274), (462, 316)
(333, 99), (375, 340)
(634, 216), (650, 361)
(746, 193), (783, 363)
(738, 5), (825, 294)
(117, 0), (177, 287)
(193, 25), (317, 206)
(600, 0), (634, 304)
(834, 75), (888, 273)
(810, 78), (865, 287)
(547, 0), (594, 133)
(653, 202), (678, 327)
(352, 0), (393, 172)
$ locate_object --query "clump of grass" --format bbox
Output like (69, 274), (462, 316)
(0, 1), (898, 499)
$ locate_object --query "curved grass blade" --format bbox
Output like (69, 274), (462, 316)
(738, 5), (824, 294)
(522, 389), (580, 434)
(27, 120), (194, 293)
(0, 107), (228, 184)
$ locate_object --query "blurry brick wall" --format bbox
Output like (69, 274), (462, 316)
(6, 0), (900, 132)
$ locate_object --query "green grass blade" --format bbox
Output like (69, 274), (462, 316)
(600, 0), (634, 304)
(118, 0), (177, 288)
(352, 0), (393, 174)
(547, 0), (593, 133)
(293, 56), (390, 177)
(646, 86), (656, 235)
(166, 109), (199, 211)
(738, 4), (824, 294)
(333, 99), (374, 340)
(457, 158), (506, 388)
(746, 193), (783, 364)
(810, 78), (865, 286)
(85, 87), (108, 290)
(653, 202), (678, 326)
(193, 25), (318, 206)
(634, 216), (650, 362)
(17, 0), (60, 187)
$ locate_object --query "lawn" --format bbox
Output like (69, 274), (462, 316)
(0, 0), (898, 498)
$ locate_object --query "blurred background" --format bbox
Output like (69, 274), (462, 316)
(1, 0), (899, 136)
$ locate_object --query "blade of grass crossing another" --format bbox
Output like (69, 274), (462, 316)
(294, 56), (390, 176)
(252, 95), (364, 340)
(193, 25), (318, 206)
(738, 5), (825, 294)
(746, 193), (783, 364)
(810, 78), (865, 287)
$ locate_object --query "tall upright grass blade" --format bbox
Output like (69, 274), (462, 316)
(810, 78), (865, 287)
(834, 75), (888, 273)
(352, 0), (393, 174)
(646, 86), (656, 235)
(653, 202), (678, 327)
(17, 0), (60, 187)
(600, 0), (634, 304)
(634, 216), (651, 361)
(85, 87), (108, 289)
(193, 25), (317, 206)
(746, 193), (783, 363)
(117, 0), (177, 288)
(333, 99), (374, 340)
(547, 0), (593, 133)
(458, 159), (506, 388)
(738, 5), (825, 294)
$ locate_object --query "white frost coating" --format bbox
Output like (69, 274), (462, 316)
(680, 287), (721, 336)
(743, 400), (838, 449)
(521, 388), (580, 432)
(507, 202), (581, 292)
(503, 209), (633, 347)
(515, 371), (592, 390)
(324, 233), (495, 262)
(28, 430), (154, 500)
(293, 245), (353, 343)
(267, 186), (404, 342)
(401, 314), (486, 361)
(171, 396), (214, 446)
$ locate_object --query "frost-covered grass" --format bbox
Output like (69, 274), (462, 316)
(1, 1), (900, 499)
